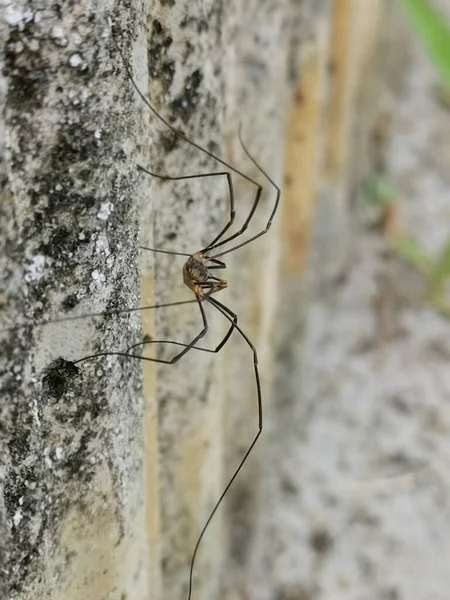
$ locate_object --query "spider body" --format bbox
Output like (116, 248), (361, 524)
(183, 252), (227, 297)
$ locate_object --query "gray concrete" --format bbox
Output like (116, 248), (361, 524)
(1, 0), (300, 599)
(1, 1), (150, 598)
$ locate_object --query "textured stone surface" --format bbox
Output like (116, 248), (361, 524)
(1, 1), (150, 598)
(1, 0), (301, 599)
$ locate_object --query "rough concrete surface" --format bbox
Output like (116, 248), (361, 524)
(1, 0), (303, 599)
(1, 1), (151, 598)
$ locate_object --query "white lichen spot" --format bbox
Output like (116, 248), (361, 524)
(5, 5), (24, 27)
(31, 397), (41, 427)
(94, 129), (101, 140)
(23, 9), (34, 23)
(13, 510), (23, 527)
(79, 232), (85, 240)
(90, 270), (106, 290)
(97, 202), (114, 221)
(51, 25), (68, 47)
(55, 447), (63, 461)
(10, 40), (24, 54)
(95, 235), (110, 256)
(28, 38), (39, 52)
(69, 53), (86, 70)
(24, 255), (45, 282)
(18, 497), (23, 506)
(69, 53), (82, 67)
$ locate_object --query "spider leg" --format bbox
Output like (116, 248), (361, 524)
(126, 299), (237, 357)
(110, 35), (270, 261)
(206, 258), (226, 269)
(73, 297), (208, 366)
(186, 295), (262, 600)
(140, 246), (191, 257)
(208, 127), (280, 259)
(1, 299), (199, 333)
(202, 179), (262, 255)
(138, 164), (235, 249)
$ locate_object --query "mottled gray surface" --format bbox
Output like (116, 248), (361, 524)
(144, 2), (230, 598)
(145, 1), (296, 597)
(1, 1), (150, 598)
(1, 0), (302, 599)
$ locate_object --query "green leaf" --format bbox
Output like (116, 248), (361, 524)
(429, 295), (450, 319)
(428, 238), (450, 295)
(395, 235), (431, 274)
(400, 0), (450, 88)
(363, 174), (397, 208)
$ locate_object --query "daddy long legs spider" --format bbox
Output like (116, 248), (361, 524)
(102, 29), (280, 595)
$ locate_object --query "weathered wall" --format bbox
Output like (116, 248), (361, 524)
(145, 1), (299, 598)
(1, 0), (151, 598)
(0, 0), (300, 599)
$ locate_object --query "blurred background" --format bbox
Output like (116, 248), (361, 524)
(229, 1), (450, 599)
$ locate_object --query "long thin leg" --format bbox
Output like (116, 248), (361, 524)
(138, 134), (272, 260)
(139, 148), (266, 259)
(110, 25), (260, 190)
(137, 249), (224, 263)
(74, 297), (208, 366)
(1, 298), (199, 333)
(110, 30), (269, 259)
(140, 246), (191, 257)
(205, 258), (226, 269)
(202, 182), (262, 254)
(138, 165), (235, 249)
(126, 300), (237, 356)
(204, 124), (285, 255)
(186, 295), (262, 600)
(208, 126), (281, 260)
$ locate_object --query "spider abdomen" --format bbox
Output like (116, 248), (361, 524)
(183, 252), (209, 293)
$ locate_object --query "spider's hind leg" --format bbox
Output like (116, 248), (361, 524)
(138, 164), (236, 250)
